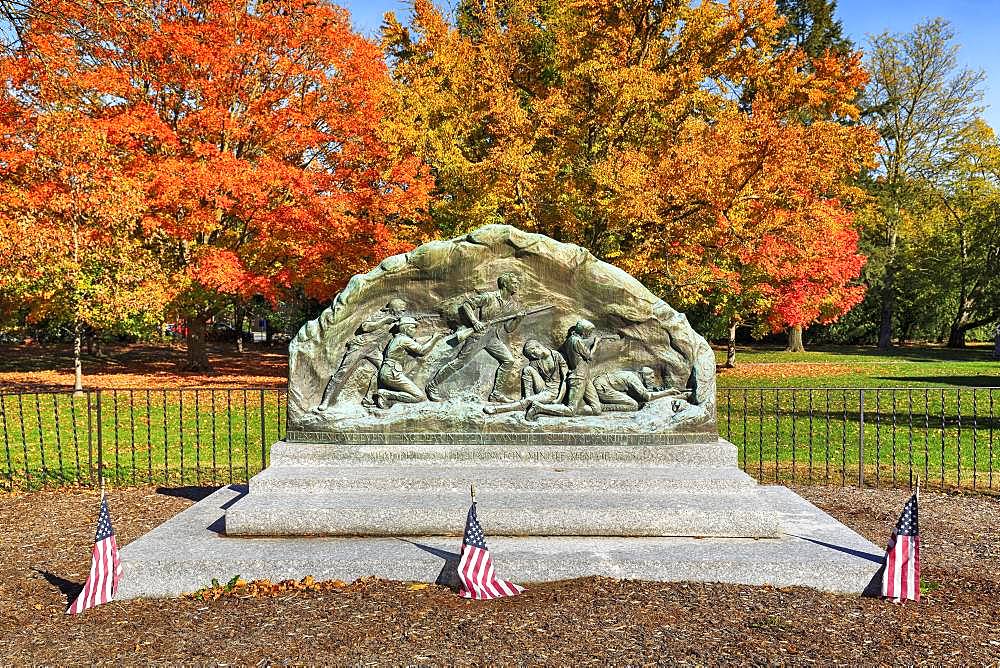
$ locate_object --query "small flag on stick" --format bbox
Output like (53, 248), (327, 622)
(457, 485), (524, 600)
(881, 482), (920, 602)
(67, 491), (121, 614)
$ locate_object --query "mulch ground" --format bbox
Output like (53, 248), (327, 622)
(1, 485), (998, 665)
(716, 362), (867, 381)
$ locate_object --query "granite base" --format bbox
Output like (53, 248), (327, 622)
(116, 485), (884, 599)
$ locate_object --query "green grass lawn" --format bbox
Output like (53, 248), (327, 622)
(715, 343), (1000, 389)
(0, 389), (284, 490)
(713, 344), (999, 491)
(1, 344), (998, 492)
(718, 385), (998, 491)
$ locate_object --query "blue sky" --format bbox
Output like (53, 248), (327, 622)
(341, 0), (999, 130)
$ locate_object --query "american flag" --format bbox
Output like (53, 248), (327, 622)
(881, 491), (920, 602)
(67, 493), (121, 614)
(457, 502), (524, 600)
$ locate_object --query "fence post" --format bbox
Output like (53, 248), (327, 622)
(86, 392), (93, 482)
(858, 389), (865, 488)
(259, 389), (266, 473)
(1, 394), (11, 491)
(96, 389), (104, 487)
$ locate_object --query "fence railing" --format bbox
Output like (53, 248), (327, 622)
(0, 386), (997, 492)
(719, 387), (998, 491)
(0, 388), (285, 490)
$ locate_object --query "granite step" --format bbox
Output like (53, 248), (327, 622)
(223, 488), (780, 538)
(247, 464), (758, 495)
(117, 485), (883, 599)
(266, 439), (738, 468)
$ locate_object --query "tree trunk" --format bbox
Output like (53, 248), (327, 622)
(877, 255), (896, 349)
(264, 318), (273, 346)
(946, 211), (974, 349)
(877, 295), (893, 350)
(184, 315), (212, 371)
(234, 304), (246, 354)
(93, 335), (104, 359)
(73, 325), (83, 395)
(85, 331), (95, 355)
(898, 321), (913, 347)
(785, 325), (806, 353)
(724, 321), (737, 368)
(71, 218), (83, 397)
(993, 325), (1000, 360)
(946, 294), (976, 348)
(946, 323), (967, 348)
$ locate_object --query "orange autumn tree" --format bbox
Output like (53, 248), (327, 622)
(385, 0), (875, 353)
(15, 0), (431, 369)
(0, 23), (168, 391)
(711, 198), (866, 365)
(760, 211), (867, 345)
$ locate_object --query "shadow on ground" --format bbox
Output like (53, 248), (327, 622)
(34, 569), (82, 607)
(400, 539), (462, 590)
(156, 486), (224, 503)
(875, 375), (1000, 387)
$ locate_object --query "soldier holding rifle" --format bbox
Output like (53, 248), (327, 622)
(315, 298), (409, 410)
(427, 271), (550, 403)
(373, 317), (447, 408)
(593, 366), (687, 412)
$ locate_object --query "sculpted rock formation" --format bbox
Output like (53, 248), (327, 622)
(287, 225), (717, 443)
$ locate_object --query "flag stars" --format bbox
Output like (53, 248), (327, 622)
(882, 492), (920, 603)
(458, 501), (523, 600)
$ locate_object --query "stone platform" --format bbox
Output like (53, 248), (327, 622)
(223, 439), (782, 538)
(116, 484), (884, 599)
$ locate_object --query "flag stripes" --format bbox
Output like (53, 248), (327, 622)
(457, 501), (523, 600)
(67, 494), (121, 615)
(459, 546), (524, 599)
(881, 491), (920, 602)
(883, 534), (920, 601)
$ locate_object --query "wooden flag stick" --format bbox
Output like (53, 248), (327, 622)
(470, 483), (476, 504)
(916, 475), (920, 502)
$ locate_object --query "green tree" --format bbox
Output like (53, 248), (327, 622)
(861, 18), (985, 350)
(775, 0), (852, 57)
(935, 120), (1000, 347)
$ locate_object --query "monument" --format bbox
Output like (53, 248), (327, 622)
(117, 226), (884, 597)
(224, 224), (777, 538)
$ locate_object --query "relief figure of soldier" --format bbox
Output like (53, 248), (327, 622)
(373, 317), (446, 409)
(315, 298), (408, 410)
(484, 339), (568, 416)
(426, 272), (525, 402)
(593, 367), (685, 412)
(526, 319), (617, 419)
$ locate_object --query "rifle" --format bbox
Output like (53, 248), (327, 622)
(450, 305), (554, 344)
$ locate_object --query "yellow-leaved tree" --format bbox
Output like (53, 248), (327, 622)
(384, 0), (877, 358)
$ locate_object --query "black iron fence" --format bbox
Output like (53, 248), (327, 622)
(0, 388), (285, 490)
(718, 387), (998, 491)
(0, 386), (997, 492)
